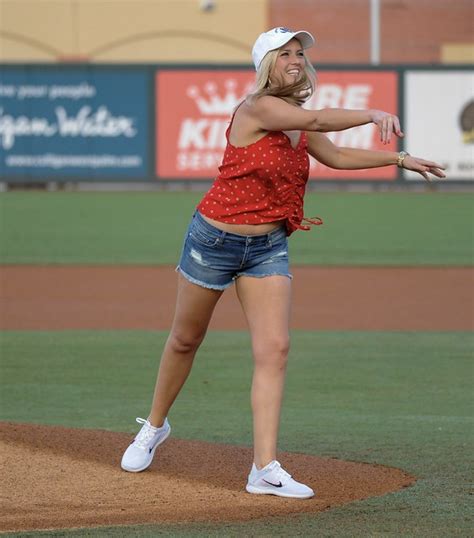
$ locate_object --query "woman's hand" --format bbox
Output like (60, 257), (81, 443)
(402, 155), (446, 182)
(370, 110), (404, 144)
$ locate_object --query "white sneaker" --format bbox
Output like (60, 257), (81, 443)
(246, 460), (314, 499)
(121, 417), (171, 472)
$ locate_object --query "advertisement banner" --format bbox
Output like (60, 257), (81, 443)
(156, 70), (253, 179)
(404, 71), (474, 181)
(305, 71), (398, 179)
(156, 69), (398, 180)
(0, 68), (149, 179)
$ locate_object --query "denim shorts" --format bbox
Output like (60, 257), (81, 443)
(176, 211), (292, 290)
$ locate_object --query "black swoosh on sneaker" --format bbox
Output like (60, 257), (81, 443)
(263, 479), (283, 487)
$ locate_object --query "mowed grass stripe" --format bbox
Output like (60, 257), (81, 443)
(0, 192), (472, 265)
(0, 330), (471, 536)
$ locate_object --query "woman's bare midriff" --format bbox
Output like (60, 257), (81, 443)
(200, 214), (284, 236)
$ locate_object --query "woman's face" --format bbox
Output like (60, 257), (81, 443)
(270, 38), (305, 86)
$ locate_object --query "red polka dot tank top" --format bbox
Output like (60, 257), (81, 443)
(197, 109), (322, 236)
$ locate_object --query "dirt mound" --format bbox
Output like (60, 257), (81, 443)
(0, 422), (415, 533)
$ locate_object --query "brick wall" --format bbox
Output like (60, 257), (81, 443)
(269, 0), (474, 63)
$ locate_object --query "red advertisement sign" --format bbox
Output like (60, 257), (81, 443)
(156, 70), (398, 180)
(306, 71), (398, 179)
(156, 71), (253, 179)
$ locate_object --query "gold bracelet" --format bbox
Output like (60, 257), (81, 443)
(397, 151), (410, 168)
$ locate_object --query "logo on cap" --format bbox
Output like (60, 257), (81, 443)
(275, 27), (292, 33)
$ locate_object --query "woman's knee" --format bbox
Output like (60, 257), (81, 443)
(253, 336), (290, 369)
(167, 330), (205, 355)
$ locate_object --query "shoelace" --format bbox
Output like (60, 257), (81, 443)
(275, 465), (292, 482)
(267, 461), (292, 483)
(133, 417), (158, 449)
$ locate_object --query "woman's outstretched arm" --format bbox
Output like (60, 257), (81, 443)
(250, 96), (403, 144)
(306, 131), (446, 181)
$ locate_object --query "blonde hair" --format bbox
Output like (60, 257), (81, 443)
(248, 44), (316, 107)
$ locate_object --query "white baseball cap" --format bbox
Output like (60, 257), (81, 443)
(252, 27), (315, 71)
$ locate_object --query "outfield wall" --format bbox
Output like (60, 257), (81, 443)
(0, 64), (472, 184)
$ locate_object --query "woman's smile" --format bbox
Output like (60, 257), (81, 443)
(271, 38), (306, 85)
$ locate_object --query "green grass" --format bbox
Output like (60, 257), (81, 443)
(0, 192), (472, 265)
(1, 330), (472, 537)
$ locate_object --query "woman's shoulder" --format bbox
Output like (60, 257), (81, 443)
(234, 97), (284, 128)
(243, 95), (283, 112)
(229, 98), (277, 146)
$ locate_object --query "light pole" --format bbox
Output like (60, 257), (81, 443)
(370, 0), (381, 65)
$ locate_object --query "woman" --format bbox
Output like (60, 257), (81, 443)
(121, 27), (445, 499)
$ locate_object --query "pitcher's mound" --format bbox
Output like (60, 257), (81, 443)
(0, 422), (415, 533)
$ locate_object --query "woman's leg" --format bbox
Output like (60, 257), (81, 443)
(148, 273), (223, 427)
(235, 275), (292, 469)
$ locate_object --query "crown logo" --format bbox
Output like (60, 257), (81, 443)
(187, 79), (253, 115)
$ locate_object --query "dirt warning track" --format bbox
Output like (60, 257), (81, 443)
(0, 265), (472, 331)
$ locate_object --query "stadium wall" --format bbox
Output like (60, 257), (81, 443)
(0, 0), (472, 64)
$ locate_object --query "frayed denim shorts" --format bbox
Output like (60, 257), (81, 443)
(177, 211), (292, 290)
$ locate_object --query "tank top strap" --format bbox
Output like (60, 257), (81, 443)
(225, 100), (245, 140)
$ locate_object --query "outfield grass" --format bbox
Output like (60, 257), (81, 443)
(1, 330), (472, 537)
(0, 192), (472, 265)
